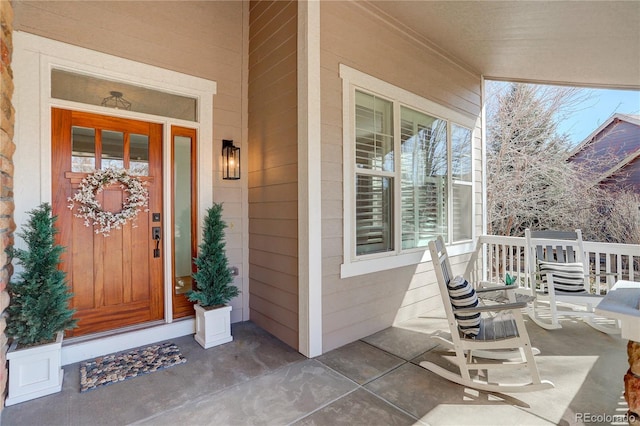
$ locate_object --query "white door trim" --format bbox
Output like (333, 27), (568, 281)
(13, 31), (217, 364)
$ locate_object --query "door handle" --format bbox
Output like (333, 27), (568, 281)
(152, 227), (161, 258)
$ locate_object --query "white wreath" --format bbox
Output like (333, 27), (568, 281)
(68, 168), (149, 236)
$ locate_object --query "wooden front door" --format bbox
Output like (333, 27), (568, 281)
(52, 108), (164, 337)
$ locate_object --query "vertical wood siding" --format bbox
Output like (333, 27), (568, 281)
(320, 2), (483, 352)
(12, 1), (248, 321)
(248, 1), (299, 349)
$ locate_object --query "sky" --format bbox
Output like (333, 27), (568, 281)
(556, 88), (640, 146)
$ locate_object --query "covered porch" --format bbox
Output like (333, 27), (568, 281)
(2, 1), (639, 421)
(0, 313), (628, 425)
(3, 234), (636, 425)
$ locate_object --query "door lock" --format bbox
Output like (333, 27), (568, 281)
(152, 227), (161, 240)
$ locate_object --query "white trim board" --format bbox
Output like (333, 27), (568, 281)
(62, 320), (195, 366)
(297, 0), (323, 358)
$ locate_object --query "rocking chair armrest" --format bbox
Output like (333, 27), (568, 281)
(475, 285), (516, 294)
(452, 301), (527, 314)
(587, 272), (619, 279)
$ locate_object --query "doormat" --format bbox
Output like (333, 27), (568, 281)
(80, 342), (187, 392)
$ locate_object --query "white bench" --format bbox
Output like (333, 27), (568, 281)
(595, 280), (640, 342)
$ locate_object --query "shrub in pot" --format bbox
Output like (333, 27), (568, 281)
(5, 203), (77, 405)
(187, 203), (238, 348)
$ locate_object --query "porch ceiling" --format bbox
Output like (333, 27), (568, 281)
(369, 1), (640, 89)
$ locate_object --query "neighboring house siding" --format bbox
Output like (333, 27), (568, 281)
(247, 1), (299, 349)
(319, 1), (483, 352)
(602, 156), (640, 193)
(570, 117), (640, 193)
(12, 1), (249, 322)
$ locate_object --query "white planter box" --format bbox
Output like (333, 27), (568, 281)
(5, 332), (64, 406)
(194, 304), (233, 349)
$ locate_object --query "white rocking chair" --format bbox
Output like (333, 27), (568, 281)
(524, 229), (620, 334)
(419, 236), (554, 393)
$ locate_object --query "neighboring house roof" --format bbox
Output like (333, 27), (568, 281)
(568, 113), (640, 188)
(570, 113), (640, 154)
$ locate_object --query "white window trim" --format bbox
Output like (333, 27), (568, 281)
(340, 64), (476, 278)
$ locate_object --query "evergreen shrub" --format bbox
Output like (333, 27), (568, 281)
(7, 203), (77, 346)
(187, 203), (239, 308)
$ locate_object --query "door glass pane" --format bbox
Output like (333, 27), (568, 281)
(356, 174), (393, 255)
(72, 126), (96, 172)
(130, 134), (149, 176)
(174, 135), (193, 295)
(102, 130), (124, 170)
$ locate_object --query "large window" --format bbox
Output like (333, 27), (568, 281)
(341, 65), (476, 276)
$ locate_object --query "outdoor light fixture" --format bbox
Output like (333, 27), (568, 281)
(101, 91), (132, 110)
(222, 139), (240, 180)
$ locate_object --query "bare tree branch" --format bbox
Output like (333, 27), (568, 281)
(486, 82), (640, 243)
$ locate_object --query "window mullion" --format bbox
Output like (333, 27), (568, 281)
(446, 122), (452, 243)
(393, 101), (402, 253)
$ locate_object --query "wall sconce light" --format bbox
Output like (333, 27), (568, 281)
(222, 139), (240, 180)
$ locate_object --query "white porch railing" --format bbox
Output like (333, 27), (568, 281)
(464, 235), (640, 295)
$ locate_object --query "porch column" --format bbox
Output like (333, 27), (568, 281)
(596, 281), (640, 425)
(297, 0), (322, 358)
(0, 0), (17, 409)
(626, 342), (640, 425)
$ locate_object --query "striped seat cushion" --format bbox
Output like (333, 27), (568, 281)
(447, 276), (480, 337)
(538, 261), (588, 294)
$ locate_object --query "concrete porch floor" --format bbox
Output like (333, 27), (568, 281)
(1, 310), (629, 426)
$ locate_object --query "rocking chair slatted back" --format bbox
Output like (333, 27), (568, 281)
(431, 236), (483, 337)
(531, 229), (582, 265)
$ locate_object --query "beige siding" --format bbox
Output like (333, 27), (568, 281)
(248, 0), (299, 349)
(13, 1), (244, 129)
(13, 1), (249, 321)
(14, 0), (485, 355)
(320, 2), (483, 352)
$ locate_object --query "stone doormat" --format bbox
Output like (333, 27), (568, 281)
(80, 342), (187, 392)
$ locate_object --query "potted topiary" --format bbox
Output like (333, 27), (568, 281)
(187, 203), (239, 349)
(5, 203), (77, 405)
